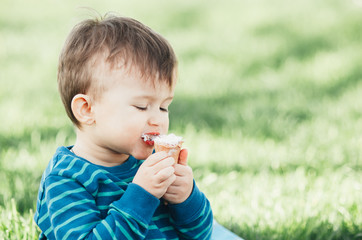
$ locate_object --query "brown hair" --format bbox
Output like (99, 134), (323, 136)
(57, 14), (177, 127)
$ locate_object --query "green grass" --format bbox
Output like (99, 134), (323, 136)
(0, 200), (37, 240)
(1, 0), (362, 239)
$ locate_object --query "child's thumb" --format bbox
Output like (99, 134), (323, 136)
(178, 148), (188, 166)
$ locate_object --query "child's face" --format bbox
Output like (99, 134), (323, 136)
(90, 62), (175, 161)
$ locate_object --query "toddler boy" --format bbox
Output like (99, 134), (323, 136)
(34, 15), (213, 239)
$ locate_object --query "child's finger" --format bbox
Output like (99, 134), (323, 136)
(156, 166), (175, 182)
(178, 148), (188, 166)
(153, 156), (175, 173)
(143, 151), (169, 166)
(161, 173), (177, 188)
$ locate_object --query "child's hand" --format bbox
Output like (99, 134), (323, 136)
(163, 149), (193, 204)
(133, 152), (176, 199)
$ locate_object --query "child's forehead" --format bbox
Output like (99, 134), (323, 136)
(92, 55), (174, 89)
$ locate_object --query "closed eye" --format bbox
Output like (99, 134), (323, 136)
(160, 107), (168, 112)
(134, 106), (147, 111)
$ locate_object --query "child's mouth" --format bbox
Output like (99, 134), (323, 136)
(141, 132), (160, 146)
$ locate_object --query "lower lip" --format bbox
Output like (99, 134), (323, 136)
(144, 140), (155, 146)
(142, 132), (159, 146)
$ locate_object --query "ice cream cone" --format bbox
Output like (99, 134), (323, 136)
(154, 134), (183, 164)
(154, 143), (183, 163)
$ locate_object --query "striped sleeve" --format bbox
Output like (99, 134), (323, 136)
(40, 175), (159, 240)
(168, 182), (214, 240)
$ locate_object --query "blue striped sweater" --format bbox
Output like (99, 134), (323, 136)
(34, 146), (213, 239)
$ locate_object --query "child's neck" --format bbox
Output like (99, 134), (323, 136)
(72, 130), (129, 167)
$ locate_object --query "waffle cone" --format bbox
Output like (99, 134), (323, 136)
(154, 143), (183, 163)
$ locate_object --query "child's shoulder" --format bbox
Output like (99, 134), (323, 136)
(43, 146), (107, 182)
(39, 146), (113, 196)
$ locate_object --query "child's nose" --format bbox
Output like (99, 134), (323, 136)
(147, 111), (163, 126)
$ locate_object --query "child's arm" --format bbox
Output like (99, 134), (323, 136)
(41, 176), (157, 239)
(38, 152), (175, 239)
(168, 182), (214, 239)
(163, 149), (214, 239)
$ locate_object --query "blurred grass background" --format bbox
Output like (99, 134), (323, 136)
(1, 0), (362, 239)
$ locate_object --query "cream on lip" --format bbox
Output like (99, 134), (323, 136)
(141, 132), (160, 142)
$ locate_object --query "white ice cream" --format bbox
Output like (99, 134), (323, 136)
(154, 133), (183, 147)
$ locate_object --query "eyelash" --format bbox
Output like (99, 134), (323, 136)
(135, 106), (147, 111)
(134, 106), (168, 112)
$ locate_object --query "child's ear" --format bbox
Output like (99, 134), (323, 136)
(71, 94), (95, 125)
